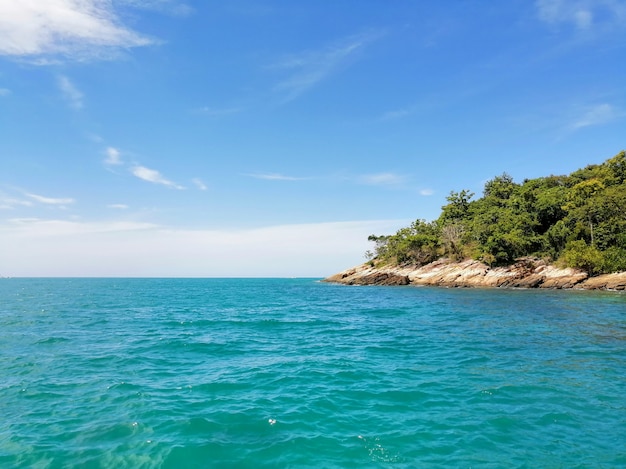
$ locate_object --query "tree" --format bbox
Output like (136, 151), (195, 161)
(366, 234), (390, 259)
(483, 173), (517, 200)
(440, 189), (474, 223)
(564, 178), (606, 246)
(441, 223), (465, 260)
(384, 220), (441, 265)
(362, 151), (626, 275)
(559, 240), (604, 275)
(605, 151), (626, 185)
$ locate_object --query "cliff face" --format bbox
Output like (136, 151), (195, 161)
(324, 258), (626, 291)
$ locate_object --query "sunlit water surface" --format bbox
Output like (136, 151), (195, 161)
(1, 278), (625, 468)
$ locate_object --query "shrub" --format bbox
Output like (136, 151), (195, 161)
(558, 240), (604, 275)
(600, 247), (626, 273)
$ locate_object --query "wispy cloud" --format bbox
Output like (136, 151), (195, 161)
(102, 145), (196, 190)
(195, 106), (242, 117)
(247, 172), (310, 181)
(419, 188), (435, 196)
(0, 196), (32, 210)
(4, 218), (157, 237)
(272, 31), (382, 102)
(0, 0), (155, 61)
(104, 147), (123, 166)
(535, 0), (626, 31)
(1, 188), (75, 210)
(26, 193), (75, 206)
(107, 204), (129, 210)
(359, 172), (407, 187)
(247, 170), (410, 187)
(192, 178), (208, 190)
(0, 88), (10, 97)
(131, 165), (185, 189)
(569, 103), (624, 130)
(57, 75), (84, 109)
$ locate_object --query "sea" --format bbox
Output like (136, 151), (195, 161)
(1, 278), (625, 468)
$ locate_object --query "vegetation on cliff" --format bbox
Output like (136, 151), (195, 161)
(366, 151), (626, 275)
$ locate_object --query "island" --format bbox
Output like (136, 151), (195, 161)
(325, 151), (626, 291)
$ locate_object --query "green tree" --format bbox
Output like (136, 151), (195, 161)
(366, 234), (390, 259)
(440, 189), (474, 223)
(483, 173), (517, 201)
(362, 150), (626, 276)
(559, 240), (604, 275)
(604, 151), (626, 185)
(384, 220), (441, 265)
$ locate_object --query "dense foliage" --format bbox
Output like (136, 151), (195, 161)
(367, 151), (626, 275)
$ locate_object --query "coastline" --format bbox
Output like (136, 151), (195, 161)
(324, 258), (626, 291)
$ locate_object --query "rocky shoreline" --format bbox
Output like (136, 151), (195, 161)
(324, 258), (626, 291)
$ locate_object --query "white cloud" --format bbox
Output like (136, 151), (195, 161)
(247, 172), (309, 181)
(4, 218), (156, 236)
(104, 147), (123, 165)
(104, 147), (192, 191)
(192, 178), (208, 190)
(419, 189), (435, 196)
(359, 172), (407, 187)
(0, 0), (154, 61)
(0, 88), (10, 96)
(0, 218), (407, 277)
(535, 0), (626, 30)
(26, 192), (75, 206)
(570, 103), (624, 129)
(248, 171), (411, 186)
(131, 165), (185, 189)
(0, 196), (33, 210)
(57, 75), (83, 109)
(272, 31), (382, 102)
(107, 204), (129, 209)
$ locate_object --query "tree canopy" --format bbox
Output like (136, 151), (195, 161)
(367, 151), (626, 275)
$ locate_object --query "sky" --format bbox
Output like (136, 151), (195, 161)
(1, 0), (625, 277)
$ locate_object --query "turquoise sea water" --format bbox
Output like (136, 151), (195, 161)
(1, 278), (625, 468)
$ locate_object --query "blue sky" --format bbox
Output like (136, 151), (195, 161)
(1, 0), (625, 277)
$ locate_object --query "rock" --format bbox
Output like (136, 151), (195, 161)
(351, 272), (410, 286)
(539, 266), (588, 289)
(580, 272), (626, 290)
(323, 267), (409, 286)
(322, 257), (626, 290)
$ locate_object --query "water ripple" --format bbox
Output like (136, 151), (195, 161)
(1, 279), (625, 467)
